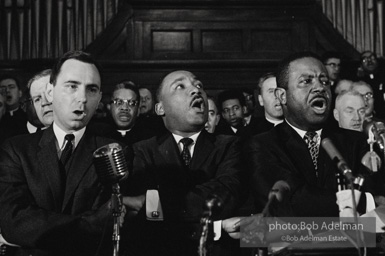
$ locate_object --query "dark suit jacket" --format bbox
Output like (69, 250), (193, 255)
(0, 126), (118, 256)
(253, 116), (275, 135)
(122, 130), (242, 256)
(244, 121), (370, 217)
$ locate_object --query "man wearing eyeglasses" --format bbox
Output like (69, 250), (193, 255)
(352, 81), (376, 123)
(357, 51), (385, 119)
(322, 51), (342, 88)
(107, 81), (154, 145)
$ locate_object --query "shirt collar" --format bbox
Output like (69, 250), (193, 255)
(266, 117), (284, 127)
(117, 129), (131, 137)
(172, 131), (201, 157)
(53, 122), (86, 150)
(27, 122), (38, 133)
(8, 107), (19, 116)
(286, 120), (322, 139)
(244, 115), (252, 125)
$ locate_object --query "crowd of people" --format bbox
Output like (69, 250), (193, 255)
(0, 49), (385, 256)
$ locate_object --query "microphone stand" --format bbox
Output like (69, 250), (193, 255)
(348, 178), (364, 256)
(198, 215), (211, 256)
(111, 183), (123, 256)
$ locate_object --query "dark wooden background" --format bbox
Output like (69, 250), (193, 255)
(0, 0), (360, 94)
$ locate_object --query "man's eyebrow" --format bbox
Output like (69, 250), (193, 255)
(170, 77), (186, 86)
(64, 80), (81, 85)
(87, 83), (100, 88)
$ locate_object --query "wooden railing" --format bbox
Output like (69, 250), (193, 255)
(320, 0), (384, 56)
(0, 0), (121, 60)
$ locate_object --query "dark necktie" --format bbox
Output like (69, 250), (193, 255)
(180, 138), (193, 166)
(60, 134), (75, 166)
(304, 131), (319, 171)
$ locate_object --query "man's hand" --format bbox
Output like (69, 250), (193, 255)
(222, 217), (242, 239)
(122, 194), (145, 217)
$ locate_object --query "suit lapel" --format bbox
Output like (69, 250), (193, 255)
(157, 132), (184, 168)
(280, 122), (318, 184)
(37, 126), (63, 211)
(190, 131), (214, 170)
(62, 130), (96, 211)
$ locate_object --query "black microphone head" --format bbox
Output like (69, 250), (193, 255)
(270, 180), (290, 202)
(93, 143), (129, 185)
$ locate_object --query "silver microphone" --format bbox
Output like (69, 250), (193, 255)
(364, 121), (385, 151)
(93, 143), (129, 185)
(321, 138), (355, 182)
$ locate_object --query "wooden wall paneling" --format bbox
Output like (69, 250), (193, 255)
(5, 4), (12, 59)
(131, 21), (143, 59)
(92, 0), (97, 40)
(46, 0), (52, 58)
(0, 2), (3, 59)
(66, 0), (74, 53)
(74, 0), (80, 49)
(27, 2), (31, 59)
(82, 0), (88, 47)
(17, 3), (24, 59)
(86, 2), (133, 57)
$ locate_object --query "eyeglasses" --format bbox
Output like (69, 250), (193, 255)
(361, 92), (374, 100)
(111, 99), (138, 108)
(245, 95), (254, 101)
(324, 63), (340, 69)
(361, 55), (376, 63)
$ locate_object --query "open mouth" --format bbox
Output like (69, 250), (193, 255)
(191, 97), (205, 112)
(73, 110), (86, 118)
(310, 97), (328, 113)
(274, 103), (282, 110)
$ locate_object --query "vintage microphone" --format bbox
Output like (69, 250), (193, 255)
(321, 138), (364, 256)
(261, 180), (290, 217)
(364, 120), (385, 151)
(257, 181), (290, 256)
(199, 195), (222, 256)
(93, 143), (129, 256)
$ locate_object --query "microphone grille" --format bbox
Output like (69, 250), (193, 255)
(93, 143), (129, 185)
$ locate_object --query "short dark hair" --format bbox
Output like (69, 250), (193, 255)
(276, 51), (321, 90)
(0, 74), (20, 90)
(217, 89), (245, 113)
(256, 72), (276, 96)
(321, 51), (342, 63)
(112, 80), (140, 103)
(50, 50), (103, 86)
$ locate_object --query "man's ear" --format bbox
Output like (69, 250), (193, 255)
(242, 106), (247, 114)
(275, 88), (287, 105)
(333, 109), (339, 122)
(155, 102), (165, 116)
(46, 83), (54, 103)
(215, 114), (220, 126)
(96, 92), (102, 110)
(258, 95), (264, 106)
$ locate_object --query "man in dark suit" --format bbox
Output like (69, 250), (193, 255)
(104, 81), (154, 145)
(245, 52), (372, 217)
(254, 72), (283, 134)
(121, 70), (242, 256)
(0, 51), (121, 256)
(0, 75), (28, 136)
